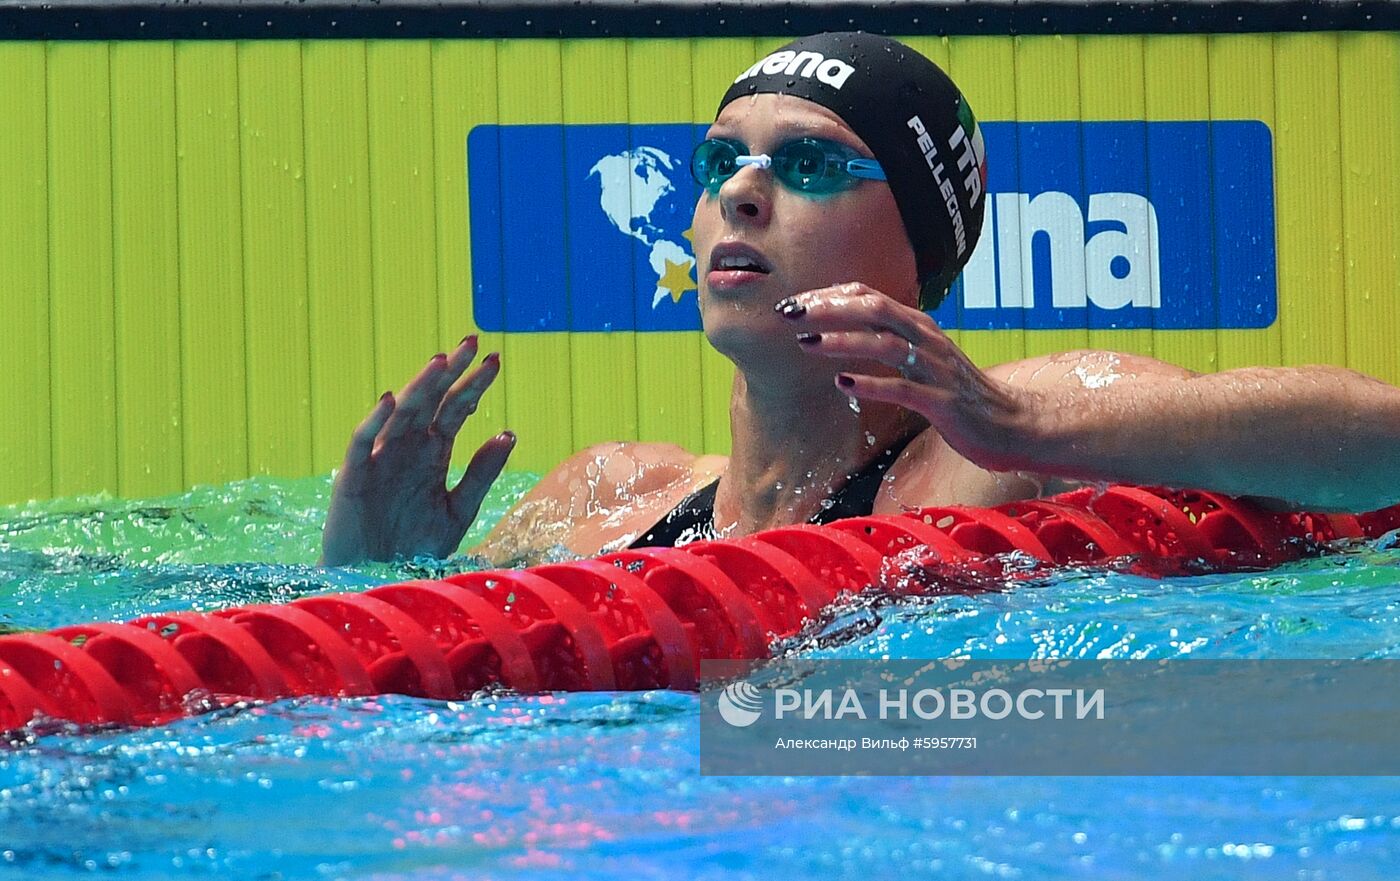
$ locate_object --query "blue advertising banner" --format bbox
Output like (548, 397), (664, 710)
(467, 121), (1276, 332)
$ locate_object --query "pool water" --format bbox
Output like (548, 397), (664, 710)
(2, 475), (1400, 880)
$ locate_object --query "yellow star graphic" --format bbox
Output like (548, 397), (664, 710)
(681, 227), (694, 243)
(660, 258), (697, 303)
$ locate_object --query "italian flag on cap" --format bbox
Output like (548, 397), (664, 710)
(956, 98), (988, 191)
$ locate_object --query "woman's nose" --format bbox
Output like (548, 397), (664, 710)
(718, 167), (773, 225)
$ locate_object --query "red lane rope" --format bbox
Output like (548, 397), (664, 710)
(597, 548), (768, 663)
(213, 604), (377, 698)
(2, 486), (1397, 732)
(682, 537), (834, 638)
(131, 612), (289, 700)
(909, 505), (1054, 560)
(365, 580), (543, 695)
(0, 634), (134, 725)
(751, 524), (886, 594)
(993, 499), (1137, 564)
(532, 560), (697, 691)
(446, 570), (618, 691)
(49, 623), (203, 725)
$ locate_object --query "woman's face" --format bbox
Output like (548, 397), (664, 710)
(691, 93), (919, 371)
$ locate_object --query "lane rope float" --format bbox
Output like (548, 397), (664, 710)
(2, 485), (1397, 732)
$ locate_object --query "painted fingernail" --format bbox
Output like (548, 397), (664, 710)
(430, 352), (447, 365)
(485, 351), (501, 364)
(460, 333), (478, 347)
(775, 298), (806, 318)
(796, 332), (821, 346)
(501, 430), (517, 443)
(380, 390), (394, 403)
(836, 374), (856, 389)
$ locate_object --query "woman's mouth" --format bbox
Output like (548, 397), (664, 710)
(707, 244), (773, 290)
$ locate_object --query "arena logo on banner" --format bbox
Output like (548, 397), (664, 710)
(466, 120), (1276, 333)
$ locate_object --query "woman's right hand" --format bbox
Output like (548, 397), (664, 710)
(320, 335), (517, 566)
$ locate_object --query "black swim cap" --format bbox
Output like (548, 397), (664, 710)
(717, 32), (987, 312)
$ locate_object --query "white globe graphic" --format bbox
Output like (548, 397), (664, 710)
(717, 681), (764, 728)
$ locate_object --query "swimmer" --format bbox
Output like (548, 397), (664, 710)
(320, 31), (1400, 566)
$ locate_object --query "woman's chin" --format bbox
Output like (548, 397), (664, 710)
(698, 277), (807, 360)
(701, 313), (797, 369)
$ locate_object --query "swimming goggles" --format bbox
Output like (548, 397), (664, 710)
(690, 137), (887, 196)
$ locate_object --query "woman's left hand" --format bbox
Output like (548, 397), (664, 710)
(776, 283), (1034, 471)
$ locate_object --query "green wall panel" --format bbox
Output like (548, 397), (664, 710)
(48, 42), (118, 497)
(174, 41), (248, 487)
(0, 44), (52, 504)
(112, 41), (183, 498)
(240, 40), (313, 479)
(303, 41), (377, 476)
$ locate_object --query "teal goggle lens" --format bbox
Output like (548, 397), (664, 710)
(690, 138), (886, 195)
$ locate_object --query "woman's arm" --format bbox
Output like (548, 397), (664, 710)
(779, 284), (1400, 512)
(988, 350), (1400, 511)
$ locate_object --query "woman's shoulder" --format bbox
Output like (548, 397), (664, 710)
(548, 442), (726, 495)
(984, 349), (1197, 387)
(878, 426), (1046, 510)
(477, 441), (727, 561)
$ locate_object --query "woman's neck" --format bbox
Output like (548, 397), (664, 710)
(715, 369), (922, 535)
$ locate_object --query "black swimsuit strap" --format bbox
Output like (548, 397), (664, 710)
(628, 480), (720, 549)
(628, 430), (922, 549)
